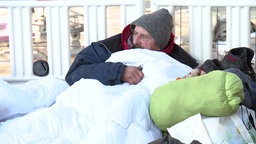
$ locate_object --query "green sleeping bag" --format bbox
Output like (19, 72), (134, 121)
(150, 70), (244, 131)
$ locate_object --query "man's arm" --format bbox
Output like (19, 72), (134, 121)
(65, 42), (126, 86)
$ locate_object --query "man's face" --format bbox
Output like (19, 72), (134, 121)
(132, 26), (160, 51)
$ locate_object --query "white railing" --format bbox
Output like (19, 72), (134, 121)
(0, 0), (144, 83)
(1, 0), (256, 83)
(151, 0), (256, 64)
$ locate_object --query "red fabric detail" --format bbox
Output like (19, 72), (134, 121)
(199, 67), (206, 72)
(121, 24), (175, 55)
(160, 33), (175, 54)
(226, 53), (237, 62)
(121, 24), (132, 50)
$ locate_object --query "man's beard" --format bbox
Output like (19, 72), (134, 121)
(132, 44), (142, 48)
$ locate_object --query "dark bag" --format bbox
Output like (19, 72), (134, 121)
(221, 47), (256, 82)
(199, 58), (223, 73)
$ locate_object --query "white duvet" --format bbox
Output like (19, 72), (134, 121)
(0, 49), (192, 144)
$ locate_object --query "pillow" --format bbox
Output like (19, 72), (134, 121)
(150, 70), (244, 131)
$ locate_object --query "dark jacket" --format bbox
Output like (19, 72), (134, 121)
(65, 25), (198, 86)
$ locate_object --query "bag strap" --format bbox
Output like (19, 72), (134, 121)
(230, 114), (254, 143)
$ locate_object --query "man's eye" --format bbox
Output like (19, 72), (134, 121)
(141, 35), (150, 39)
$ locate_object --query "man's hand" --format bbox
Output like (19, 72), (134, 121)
(184, 69), (206, 78)
(121, 66), (144, 85)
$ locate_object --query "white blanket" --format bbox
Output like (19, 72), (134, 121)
(0, 49), (192, 144)
(0, 77), (69, 121)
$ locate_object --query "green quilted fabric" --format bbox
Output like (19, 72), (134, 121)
(150, 70), (244, 131)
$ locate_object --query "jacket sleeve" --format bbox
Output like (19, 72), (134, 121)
(65, 42), (126, 86)
(170, 44), (199, 69)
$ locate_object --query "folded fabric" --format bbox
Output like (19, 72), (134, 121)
(0, 77), (69, 121)
(150, 70), (244, 131)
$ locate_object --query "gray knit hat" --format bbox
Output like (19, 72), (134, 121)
(131, 8), (173, 50)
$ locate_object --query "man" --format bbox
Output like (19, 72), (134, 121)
(65, 8), (198, 86)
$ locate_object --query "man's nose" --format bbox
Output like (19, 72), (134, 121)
(133, 35), (141, 45)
